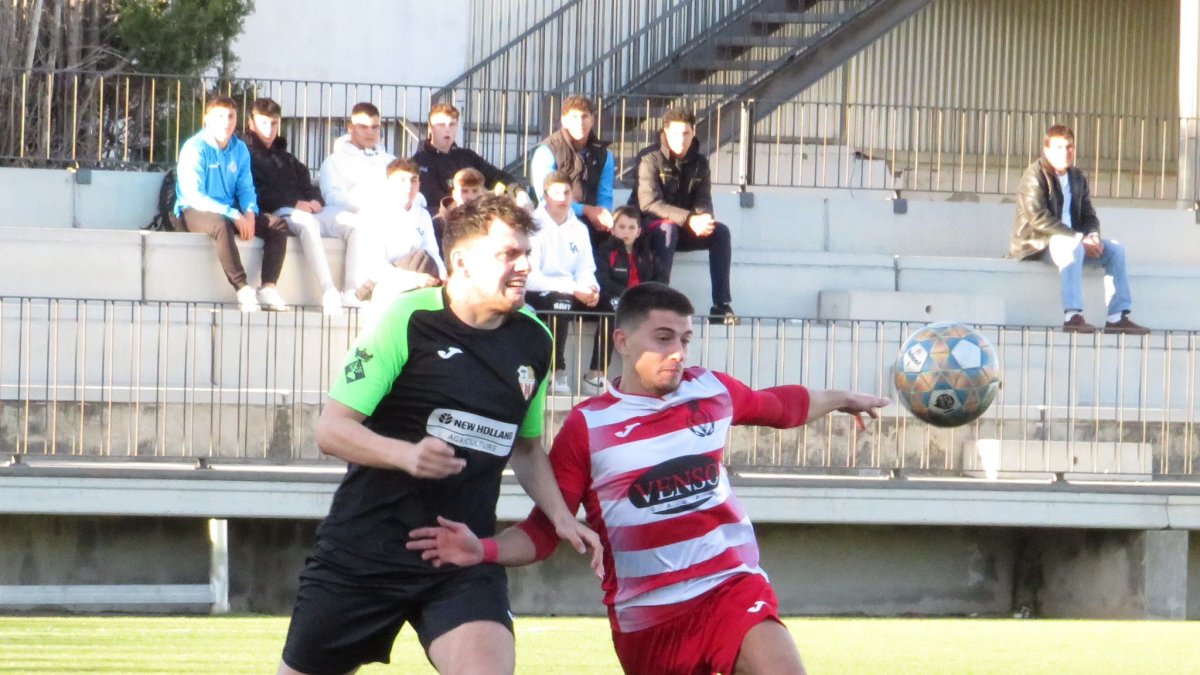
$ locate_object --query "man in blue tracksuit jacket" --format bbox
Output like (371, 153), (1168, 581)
(175, 95), (289, 312)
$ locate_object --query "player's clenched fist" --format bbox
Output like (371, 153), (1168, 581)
(397, 437), (465, 478)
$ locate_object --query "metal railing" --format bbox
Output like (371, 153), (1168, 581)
(445, 0), (753, 98)
(3, 67), (1197, 201)
(3, 298), (1197, 476)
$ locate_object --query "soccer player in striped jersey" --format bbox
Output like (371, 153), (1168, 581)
(409, 282), (890, 675)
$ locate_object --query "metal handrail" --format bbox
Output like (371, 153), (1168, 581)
(556, 0), (769, 96)
(439, 0), (590, 95)
(2, 298), (1197, 475)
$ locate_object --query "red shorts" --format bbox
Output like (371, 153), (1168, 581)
(611, 573), (780, 675)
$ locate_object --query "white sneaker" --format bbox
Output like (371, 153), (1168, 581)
(235, 286), (259, 313)
(256, 286), (288, 311)
(341, 290), (363, 309)
(551, 371), (571, 396)
(321, 288), (343, 317)
(582, 373), (606, 395)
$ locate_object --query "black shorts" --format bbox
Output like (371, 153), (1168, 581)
(280, 547), (513, 675)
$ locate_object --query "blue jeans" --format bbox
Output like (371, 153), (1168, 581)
(1041, 234), (1132, 315)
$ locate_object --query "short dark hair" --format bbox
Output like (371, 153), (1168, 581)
(205, 95), (237, 114)
(561, 95), (595, 116)
(350, 102), (381, 119)
(542, 170), (572, 193)
(443, 194), (538, 262)
(386, 157), (419, 176)
(612, 205), (641, 224)
(1044, 124), (1074, 146)
(250, 97), (281, 118)
(662, 106), (696, 128)
(429, 102), (460, 121)
(615, 282), (694, 330)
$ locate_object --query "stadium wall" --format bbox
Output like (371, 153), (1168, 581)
(230, 0), (471, 87)
(0, 515), (1194, 620)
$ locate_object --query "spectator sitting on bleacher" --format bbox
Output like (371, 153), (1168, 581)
(529, 95), (614, 249)
(245, 97), (347, 317)
(630, 106), (737, 325)
(1009, 124), (1149, 335)
(175, 95), (288, 312)
(355, 159), (446, 328)
(584, 205), (657, 394)
(412, 102), (533, 215)
(432, 167), (487, 259)
(526, 171), (600, 395)
(318, 101), (396, 308)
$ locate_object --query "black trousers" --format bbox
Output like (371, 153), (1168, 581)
(526, 292), (596, 371)
(181, 208), (287, 290)
(649, 219), (733, 307)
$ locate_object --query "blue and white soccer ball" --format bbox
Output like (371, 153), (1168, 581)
(892, 322), (1000, 428)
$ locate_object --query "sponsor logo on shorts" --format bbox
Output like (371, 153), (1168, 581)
(426, 408), (518, 457)
(627, 455), (721, 514)
(344, 347), (373, 383)
(517, 365), (536, 401)
(748, 600), (767, 613)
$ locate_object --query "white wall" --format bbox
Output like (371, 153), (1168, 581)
(231, 0), (471, 86)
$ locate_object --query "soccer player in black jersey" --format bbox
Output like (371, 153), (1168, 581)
(278, 195), (601, 675)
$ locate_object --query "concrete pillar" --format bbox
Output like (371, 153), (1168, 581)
(1142, 530), (1189, 619)
(1033, 529), (1188, 620)
(1179, 0), (1200, 202)
(1188, 532), (1200, 620)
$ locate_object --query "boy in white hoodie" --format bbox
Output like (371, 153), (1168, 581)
(356, 158), (447, 330)
(526, 171), (600, 395)
(318, 102), (396, 307)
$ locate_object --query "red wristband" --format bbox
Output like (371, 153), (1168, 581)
(480, 538), (499, 564)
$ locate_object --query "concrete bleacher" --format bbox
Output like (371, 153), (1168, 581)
(3, 168), (1200, 620)
(6, 168), (1200, 329)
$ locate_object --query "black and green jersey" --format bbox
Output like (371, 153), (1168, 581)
(319, 287), (552, 573)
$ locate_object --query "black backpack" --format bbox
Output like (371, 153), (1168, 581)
(145, 168), (180, 231)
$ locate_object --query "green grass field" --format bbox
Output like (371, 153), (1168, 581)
(1, 615), (1198, 674)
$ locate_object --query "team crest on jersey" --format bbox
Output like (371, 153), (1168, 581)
(687, 400), (715, 437)
(344, 347), (373, 383)
(628, 455), (721, 515)
(517, 365), (537, 400)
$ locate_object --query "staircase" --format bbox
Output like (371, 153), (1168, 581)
(436, 0), (932, 182)
(617, 0), (935, 178)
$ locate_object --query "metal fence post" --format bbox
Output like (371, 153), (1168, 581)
(738, 99), (755, 207)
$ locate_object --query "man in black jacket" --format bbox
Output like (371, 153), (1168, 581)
(631, 107), (737, 324)
(1009, 124), (1148, 335)
(412, 102), (531, 215)
(246, 97), (353, 316)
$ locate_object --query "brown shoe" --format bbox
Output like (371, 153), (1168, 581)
(1062, 314), (1096, 334)
(1104, 316), (1150, 335)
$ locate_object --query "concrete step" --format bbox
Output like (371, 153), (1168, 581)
(818, 289), (1006, 324)
(963, 439), (1153, 478)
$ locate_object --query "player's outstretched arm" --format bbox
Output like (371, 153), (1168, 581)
(316, 400), (465, 477)
(509, 436), (603, 567)
(408, 516), (538, 568)
(806, 390), (892, 431)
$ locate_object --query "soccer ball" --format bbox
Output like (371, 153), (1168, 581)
(892, 322), (1000, 428)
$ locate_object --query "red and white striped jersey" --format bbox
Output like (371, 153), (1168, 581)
(517, 367), (810, 632)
